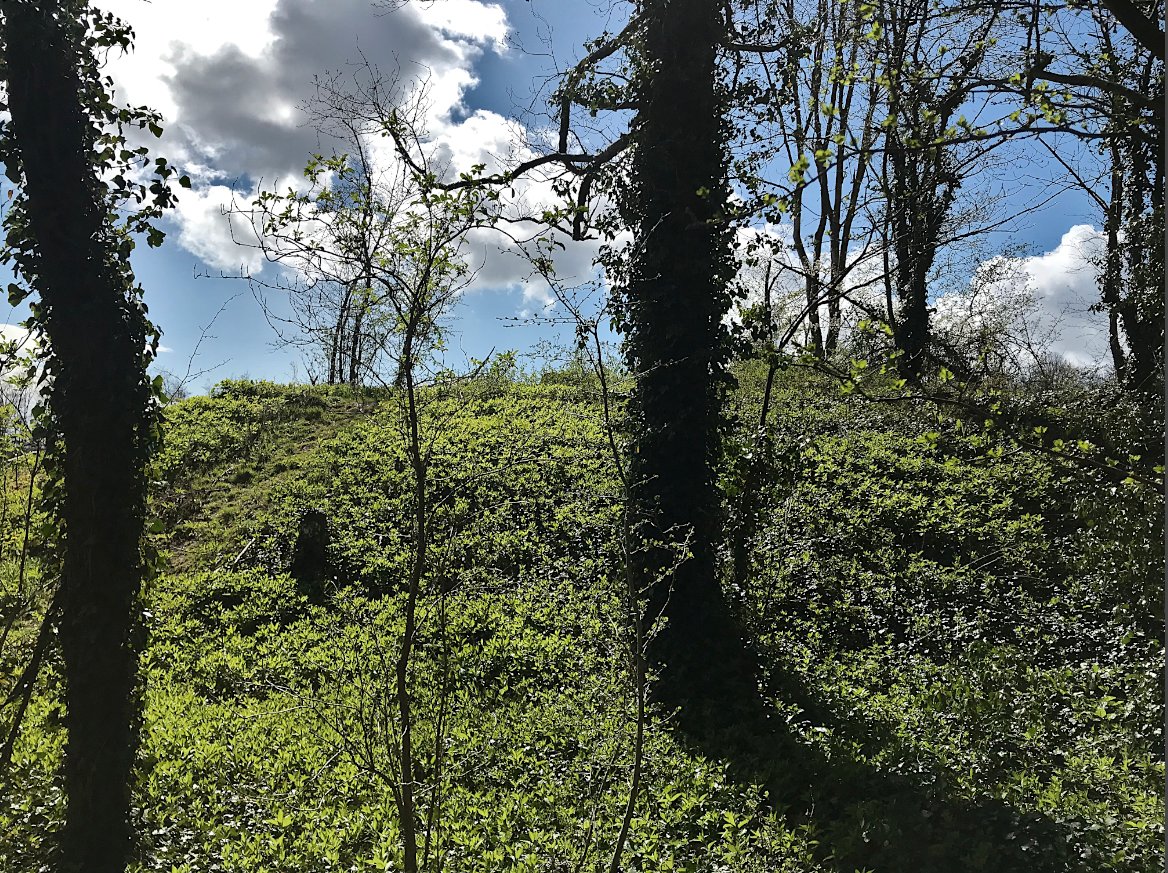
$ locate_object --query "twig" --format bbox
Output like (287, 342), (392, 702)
(0, 588), (61, 780)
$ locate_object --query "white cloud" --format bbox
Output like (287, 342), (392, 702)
(427, 109), (528, 176)
(732, 222), (889, 348)
(97, 0), (514, 273)
(94, 0), (632, 326)
(0, 323), (33, 364)
(171, 185), (266, 273)
(417, 0), (508, 52)
(1020, 224), (1108, 366)
(737, 220), (1112, 367)
(97, 0), (281, 119)
(936, 224), (1109, 369)
(0, 323), (29, 345)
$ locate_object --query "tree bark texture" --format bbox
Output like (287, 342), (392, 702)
(1100, 72), (1164, 457)
(623, 0), (751, 712)
(884, 134), (956, 383)
(3, 3), (151, 870)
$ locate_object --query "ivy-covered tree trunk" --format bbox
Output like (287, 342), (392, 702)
(874, 0), (999, 383)
(622, 0), (751, 714)
(1102, 89), (1164, 450)
(3, 3), (153, 870)
(885, 132), (956, 383)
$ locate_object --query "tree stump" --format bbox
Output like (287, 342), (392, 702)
(290, 508), (331, 602)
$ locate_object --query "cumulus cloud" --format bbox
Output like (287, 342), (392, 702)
(0, 323), (33, 362)
(171, 185), (267, 273)
(737, 220), (1111, 367)
(935, 225), (1109, 369)
(158, 0), (485, 181)
(0, 323), (29, 345)
(732, 222), (889, 348)
(90, 0), (630, 333)
(1020, 224), (1108, 365)
(458, 225), (608, 309)
(99, 0), (513, 273)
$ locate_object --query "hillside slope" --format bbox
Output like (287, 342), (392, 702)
(1, 374), (1161, 872)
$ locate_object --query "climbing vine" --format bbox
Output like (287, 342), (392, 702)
(0, 2), (185, 867)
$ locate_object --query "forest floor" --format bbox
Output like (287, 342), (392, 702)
(1, 368), (1162, 872)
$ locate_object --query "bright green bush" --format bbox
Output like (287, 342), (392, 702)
(0, 374), (1159, 872)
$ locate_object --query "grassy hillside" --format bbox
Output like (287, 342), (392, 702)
(0, 371), (1161, 872)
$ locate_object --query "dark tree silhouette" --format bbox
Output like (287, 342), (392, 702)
(377, 0), (758, 714)
(875, 0), (1004, 382)
(620, 0), (754, 714)
(1089, 5), (1164, 442)
(1, 3), (175, 869)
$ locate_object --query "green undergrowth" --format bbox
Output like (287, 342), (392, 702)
(0, 371), (1162, 872)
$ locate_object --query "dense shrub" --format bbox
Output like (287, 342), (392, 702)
(0, 375), (1159, 872)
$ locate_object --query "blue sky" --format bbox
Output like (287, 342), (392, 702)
(1, 0), (1109, 390)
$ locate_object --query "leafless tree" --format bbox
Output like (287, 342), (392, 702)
(229, 71), (491, 388)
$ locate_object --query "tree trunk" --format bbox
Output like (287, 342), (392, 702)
(396, 324), (424, 873)
(3, 4), (151, 870)
(349, 302), (367, 387)
(1099, 76), (1164, 458)
(1101, 156), (1128, 382)
(623, 0), (752, 714)
(885, 133), (954, 383)
(804, 275), (825, 358)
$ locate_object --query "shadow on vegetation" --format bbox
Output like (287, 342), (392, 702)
(668, 644), (1082, 873)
